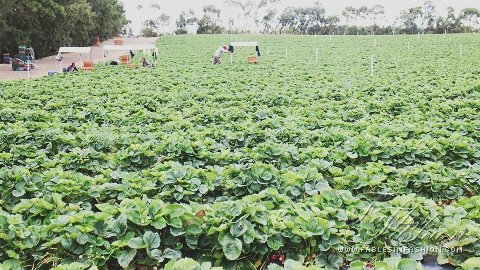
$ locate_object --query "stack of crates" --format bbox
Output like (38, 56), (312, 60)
(18, 45), (26, 60)
(119, 55), (130, 65)
(2, 53), (10, 64)
(12, 55), (23, 71)
(12, 45), (34, 71)
(13, 45), (25, 70)
(26, 47), (35, 61)
(25, 47), (34, 70)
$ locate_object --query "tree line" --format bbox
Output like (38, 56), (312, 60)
(136, 0), (479, 36)
(0, 0), (128, 59)
(1, 0), (478, 59)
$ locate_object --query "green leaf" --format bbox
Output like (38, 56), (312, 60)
(199, 184), (209, 194)
(96, 203), (119, 215)
(335, 209), (348, 221)
(165, 260), (175, 270)
(112, 215), (128, 236)
(350, 261), (364, 267)
(290, 185), (302, 197)
(12, 189), (25, 197)
(118, 249), (137, 268)
(186, 235), (199, 249)
(267, 234), (284, 250)
(397, 258), (418, 270)
(315, 253), (343, 269)
(328, 166), (343, 176)
(230, 221), (247, 237)
(163, 248), (182, 259)
(150, 249), (164, 261)
(460, 257), (480, 268)
(61, 238), (73, 250)
(223, 237), (242, 260)
(51, 193), (66, 208)
(187, 224), (203, 235)
(267, 265), (282, 270)
(168, 217), (183, 228)
(143, 231), (161, 249)
(76, 233), (89, 245)
(170, 227), (186, 236)
(110, 171), (122, 179)
(94, 220), (108, 236)
(152, 216), (167, 230)
(6, 250), (19, 259)
(243, 231), (255, 244)
(347, 151), (358, 158)
(200, 262), (212, 270)
(3, 259), (21, 269)
(128, 237), (147, 249)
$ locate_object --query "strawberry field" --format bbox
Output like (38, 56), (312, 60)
(1, 34), (480, 270)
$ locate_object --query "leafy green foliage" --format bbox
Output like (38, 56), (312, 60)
(1, 34), (480, 269)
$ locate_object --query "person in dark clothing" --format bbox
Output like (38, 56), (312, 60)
(141, 57), (151, 68)
(65, 62), (78, 72)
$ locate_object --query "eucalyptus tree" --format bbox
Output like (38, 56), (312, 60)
(176, 9), (198, 34)
(295, 7), (309, 34)
(261, 8), (277, 33)
(142, 19), (158, 37)
(369, 5), (385, 33)
(422, 1), (437, 33)
(356, 6), (369, 24)
(460, 7), (480, 32)
(308, 2), (326, 32)
(445, 7), (460, 33)
(342, 6), (356, 34)
(156, 14), (171, 35)
(224, 0), (279, 33)
(224, 0), (257, 33)
(397, 9), (416, 34)
(278, 7), (296, 34)
(197, 5), (223, 34)
(88, 0), (127, 41)
(398, 6), (422, 34)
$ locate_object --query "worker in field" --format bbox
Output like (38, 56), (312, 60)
(213, 45), (230, 64)
(141, 57), (151, 68)
(64, 62), (78, 72)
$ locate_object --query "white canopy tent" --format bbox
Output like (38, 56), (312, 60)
(229, 41), (259, 64)
(103, 44), (159, 66)
(58, 47), (92, 71)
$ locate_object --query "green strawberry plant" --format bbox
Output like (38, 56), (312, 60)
(1, 33), (480, 269)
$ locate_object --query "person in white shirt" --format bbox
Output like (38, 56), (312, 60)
(213, 45), (230, 64)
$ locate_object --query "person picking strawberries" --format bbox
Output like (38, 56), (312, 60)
(213, 45), (230, 64)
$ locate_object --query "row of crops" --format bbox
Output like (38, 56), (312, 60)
(1, 34), (480, 269)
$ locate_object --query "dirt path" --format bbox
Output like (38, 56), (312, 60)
(0, 37), (158, 82)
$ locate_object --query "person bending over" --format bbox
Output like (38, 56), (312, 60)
(65, 62), (78, 72)
(141, 58), (151, 68)
(213, 45), (230, 64)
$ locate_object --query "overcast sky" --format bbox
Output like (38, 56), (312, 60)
(120, 0), (479, 34)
